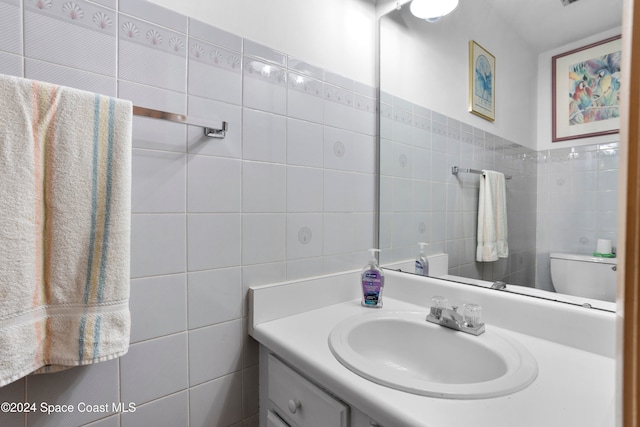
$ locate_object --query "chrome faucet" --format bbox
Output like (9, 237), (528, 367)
(491, 280), (506, 290)
(426, 296), (485, 336)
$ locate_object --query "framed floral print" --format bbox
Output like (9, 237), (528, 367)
(552, 35), (621, 142)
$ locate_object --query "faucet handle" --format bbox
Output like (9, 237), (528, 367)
(431, 296), (448, 308)
(429, 296), (448, 319)
(462, 303), (482, 327)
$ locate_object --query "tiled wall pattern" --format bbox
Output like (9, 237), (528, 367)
(379, 92), (538, 287)
(0, 0), (376, 426)
(379, 91), (621, 291)
(535, 143), (620, 291)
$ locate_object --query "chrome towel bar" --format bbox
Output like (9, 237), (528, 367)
(132, 106), (228, 139)
(451, 166), (512, 180)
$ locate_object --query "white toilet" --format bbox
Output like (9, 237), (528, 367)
(549, 253), (618, 302)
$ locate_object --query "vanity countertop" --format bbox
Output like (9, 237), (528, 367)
(251, 294), (615, 427)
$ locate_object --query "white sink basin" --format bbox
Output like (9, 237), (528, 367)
(328, 310), (538, 399)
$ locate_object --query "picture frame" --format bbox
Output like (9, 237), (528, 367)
(552, 35), (622, 142)
(469, 40), (496, 122)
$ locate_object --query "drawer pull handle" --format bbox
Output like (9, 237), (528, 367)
(288, 399), (302, 414)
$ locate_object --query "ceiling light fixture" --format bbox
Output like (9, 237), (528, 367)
(409, 0), (459, 22)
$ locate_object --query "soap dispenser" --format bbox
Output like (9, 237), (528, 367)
(361, 248), (384, 308)
(415, 242), (429, 276)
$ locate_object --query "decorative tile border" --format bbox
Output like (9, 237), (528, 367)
(288, 56), (323, 80)
(460, 130), (473, 145)
(19, 0), (377, 129)
(386, 95), (548, 160)
(431, 111), (447, 124)
(244, 39), (286, 67)
(243, 57), (287, 86)
(119, 16), (186, 57)
(26, 0), (116, 36)
(447, 124), (460, 141)
(353, 93), (375, 114)
(431, 121), (447, 137)
(380, 102), (392, 120)
(288, 72), (323, 96)
(392, 108), (411, 125)
(189, 39), (241, 73)
(413, 115), (430, 132)
(188, 18), (241, 53)
(324, 84), (353, 107)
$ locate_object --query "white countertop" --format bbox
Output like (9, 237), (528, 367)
(251, 294), (615, 427)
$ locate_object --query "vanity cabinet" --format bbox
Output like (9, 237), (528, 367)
(265, 353), (383, 427)
(267, 410), (290, 427)
(267, 354), (348, 427)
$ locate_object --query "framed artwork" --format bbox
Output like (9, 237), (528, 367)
(469, 40), (496, 122)
(552, 35), (622, 142)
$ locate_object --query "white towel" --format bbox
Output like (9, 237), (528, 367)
(0, 74), (132, 386)
(476, 170), (509, 262)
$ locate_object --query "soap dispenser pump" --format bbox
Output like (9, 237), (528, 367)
(361, 248), (384, 308)
(415, 242), (429, 276)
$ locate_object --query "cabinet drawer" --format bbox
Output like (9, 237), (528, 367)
(267, 410), (290, 427)
(268, 355), (348, 427)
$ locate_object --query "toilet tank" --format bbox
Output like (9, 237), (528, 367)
(549, 253), (617, 302)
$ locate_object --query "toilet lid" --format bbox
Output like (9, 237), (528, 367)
(549, 252), (617, 265)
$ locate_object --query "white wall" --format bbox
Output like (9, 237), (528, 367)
(380, 1), (538, 150)
(147, 0), (377, 86)
(536, 26), (622, 151)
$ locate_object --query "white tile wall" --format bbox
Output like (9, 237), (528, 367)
(120, 333), (189, 404)
(187, 213), (242, 270)
(187, 95), (243, 157)
(242, 108), (287, 163)
(189, 373), (242, 427)
(187, 268), (242, 329)
(187, 154), (242, 212)
(380, 92), (620, 292)
(131, 214), (187, 277)
(0, 0), (21, 56)
(26, 58), (117, 95)
(120, 391), (189, 427)
(129, 274), (187, 343)
(287, 118), (324, 167)
(535, 143), (620, 291)
(188, 41), (242, 105)
(188, 320), (243, 386)
(380, 93), (538, 286)
(287, 166), (324, 212)
(0, 0), (377, 425)
(27, 359), (119, 426)
(132, 149), (186, 213)
(242, 214), (287, 265)
(24, 1), (117, 76)
(0, 51), (22, 75)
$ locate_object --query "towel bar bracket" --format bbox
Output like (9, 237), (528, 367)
(204, 121), (228, 139)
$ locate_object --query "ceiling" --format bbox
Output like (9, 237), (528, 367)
(464, 0), (623, 52)
(377, 0), (624, 53)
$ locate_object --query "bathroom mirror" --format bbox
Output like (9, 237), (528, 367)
(378, 0), (622, 311)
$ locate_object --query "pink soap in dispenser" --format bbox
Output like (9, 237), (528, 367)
(361, 248), (384, 308)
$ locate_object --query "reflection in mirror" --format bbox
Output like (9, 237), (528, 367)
(378, 0), (622, 311)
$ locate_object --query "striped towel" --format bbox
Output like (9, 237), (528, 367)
(0, 74), (132, 386)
